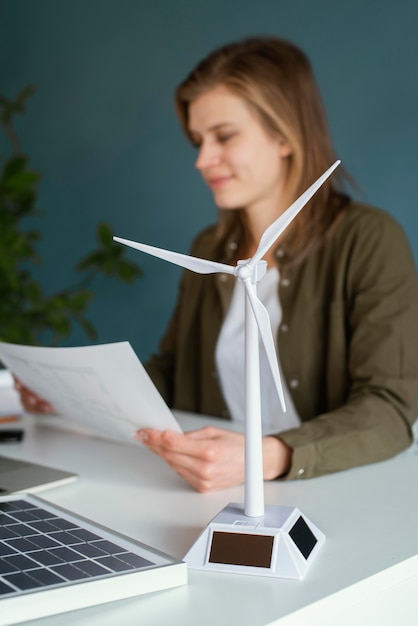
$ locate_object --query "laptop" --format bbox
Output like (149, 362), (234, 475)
(0, 455), (77, 495)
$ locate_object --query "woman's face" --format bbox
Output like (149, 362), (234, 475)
(188, 84), (292, 217)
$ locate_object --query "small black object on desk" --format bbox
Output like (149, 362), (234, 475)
(0, 430), (24, 443)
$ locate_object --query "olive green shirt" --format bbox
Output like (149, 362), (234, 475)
(145, 202), (418, 479)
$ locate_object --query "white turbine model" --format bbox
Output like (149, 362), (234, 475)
(114, 160), (340, 579)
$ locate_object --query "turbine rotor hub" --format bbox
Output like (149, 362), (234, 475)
(235, 260), (267, 284)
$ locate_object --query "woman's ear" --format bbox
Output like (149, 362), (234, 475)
(278, 137), (293, 158)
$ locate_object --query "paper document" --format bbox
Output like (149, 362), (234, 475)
(0, 341), (182, 441)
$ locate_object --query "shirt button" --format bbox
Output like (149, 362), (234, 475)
(218, 274), (228, 282)
(281, 324), (289, 333)
(281, 278), (290, 287)
(276, 248), (285, 258)
(228, 241), (238, 250)
(297, 468), (305, 477)
(289, 379), (299, 389)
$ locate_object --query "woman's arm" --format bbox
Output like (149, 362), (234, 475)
(278, 208), (418, 479)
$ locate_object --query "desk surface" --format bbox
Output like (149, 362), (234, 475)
(1, 412), (417, 626)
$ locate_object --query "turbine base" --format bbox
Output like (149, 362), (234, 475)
(184, 502), (325, 579)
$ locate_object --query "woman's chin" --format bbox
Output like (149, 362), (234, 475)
(212, 193), (244, 211)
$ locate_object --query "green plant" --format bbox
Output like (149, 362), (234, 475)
(0, 86), (142, 346)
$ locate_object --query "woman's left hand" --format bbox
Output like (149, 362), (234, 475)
(13, 377), (56, 414)
(134, 426), (291, 492)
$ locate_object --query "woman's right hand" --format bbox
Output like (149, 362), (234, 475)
(13, 377), (56, 414)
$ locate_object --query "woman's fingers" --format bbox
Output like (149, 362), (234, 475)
(134, 427), (246, 492)
(13, 377), (56, 414)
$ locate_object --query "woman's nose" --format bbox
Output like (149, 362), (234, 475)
(195, 141), (220, 170)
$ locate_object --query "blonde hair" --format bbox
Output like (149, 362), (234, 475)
(175, 36), (350, 262)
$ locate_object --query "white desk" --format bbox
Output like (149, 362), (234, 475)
(1, 412), (418, 626)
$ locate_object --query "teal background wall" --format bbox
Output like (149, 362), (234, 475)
(1, 0), (417, 360)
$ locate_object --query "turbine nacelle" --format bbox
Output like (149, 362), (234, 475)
(235, 260), (267, 284)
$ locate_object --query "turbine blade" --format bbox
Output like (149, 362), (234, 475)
(114, 237), (235, 276)
(244, 283), (287, 412)
(251, 160), (341, 266)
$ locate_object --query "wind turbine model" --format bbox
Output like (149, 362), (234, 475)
(114, 160), (340, 579)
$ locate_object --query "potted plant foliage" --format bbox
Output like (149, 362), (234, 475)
(0, 86), (142, 347)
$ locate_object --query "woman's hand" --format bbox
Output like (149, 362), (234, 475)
(134, 426), (292, 492)
(13, 377), (56, 414)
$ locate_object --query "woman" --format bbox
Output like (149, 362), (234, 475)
(134, 37), (418, 491)
(17, 37), (418, 491)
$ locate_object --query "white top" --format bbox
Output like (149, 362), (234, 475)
(215, 267), (301, 433)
